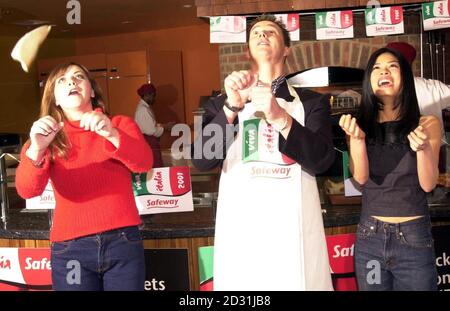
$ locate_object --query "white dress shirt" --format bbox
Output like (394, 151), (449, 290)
(415, 76), (450, 134)
(134, 99), (164, 138)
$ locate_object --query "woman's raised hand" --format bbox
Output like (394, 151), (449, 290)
(80, 110), (117, 139)
(29, 116), (63, 152)
(339, 114), (365, 140)
(407, 125), (430, 152)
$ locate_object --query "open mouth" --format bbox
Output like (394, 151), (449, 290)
(68, 89), (80, 96)
(378, 78), (393, 87)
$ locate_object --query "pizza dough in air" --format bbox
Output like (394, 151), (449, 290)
(11, 25), (52, 73)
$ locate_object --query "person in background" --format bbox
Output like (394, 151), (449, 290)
(192, 14), (335, 290)
(15, 62), (153, 291)
(340, 47), (440, 290)
(134, 83), (174, 168)
(386, 41), (450, 135)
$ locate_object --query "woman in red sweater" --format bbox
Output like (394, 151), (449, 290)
(15, 62), (153, 290)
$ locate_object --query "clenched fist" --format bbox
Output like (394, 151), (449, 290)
(29, 116), (64, 152)
(339, 114), (365, 140)
(407, 125), (430, 152)
(224, 70), (258, 110)
(26, 115), (64, 164)
(79, 110), (117, 139)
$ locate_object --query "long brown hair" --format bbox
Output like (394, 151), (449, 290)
(39, 62), (108, 159)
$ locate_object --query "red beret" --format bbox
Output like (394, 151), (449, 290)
(386, 42), (416, 65)
(137, 83), (156, 97)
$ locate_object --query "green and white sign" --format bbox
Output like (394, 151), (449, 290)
(210, 16), (246, 43)
(422, 0), (450, 31)
(132, 166), (194, 215)
(316, 10), (354, 40)
(365, 6), (404, 37)
(274, 14), (300, 41)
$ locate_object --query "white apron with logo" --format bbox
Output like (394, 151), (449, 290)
(214, 84), (333, 290)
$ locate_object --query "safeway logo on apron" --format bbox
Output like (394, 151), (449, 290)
(242, 118), (295, 170)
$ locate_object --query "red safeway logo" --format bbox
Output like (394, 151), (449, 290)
(18, 249), (52, 286)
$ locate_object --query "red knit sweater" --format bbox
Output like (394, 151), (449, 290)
(15, 116), (153, 242)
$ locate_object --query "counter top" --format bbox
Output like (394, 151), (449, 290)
(2, 190), (450, 240)
(0, 207), (217, 240)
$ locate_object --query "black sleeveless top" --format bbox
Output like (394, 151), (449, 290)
(362, 120), (428, 217)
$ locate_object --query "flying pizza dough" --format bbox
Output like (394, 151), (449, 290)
(11, 25), (52, 73)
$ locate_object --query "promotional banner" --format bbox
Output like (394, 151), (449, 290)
(0, 248), (52, 291)
(422, 0), (450, 31)
(365, 6), (404, 37)
(0, 248), (190, 291)
(26, 167), (194, 215)
(316, 10), (354, 40)
(326, 233), (357, 291)
(210, 16), (246, 43)
(274, 14), (300, 41)
(132, 166), (193, 215)
(144, 249), (190, 291)
(196, 235), (357, 292)
(25, 180), (55, 210)
(198, 246), (214, 291)
(432, 225), (450, 291)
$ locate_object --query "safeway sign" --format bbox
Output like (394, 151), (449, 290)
(0, 247), (190, 291)
(326, 233), (357, 291)
(432, 225), (450, 291)
(0, 248), (52, 290)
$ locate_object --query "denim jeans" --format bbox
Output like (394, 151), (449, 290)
(51, 226), (145, 291)
(354, 216), (437, 291)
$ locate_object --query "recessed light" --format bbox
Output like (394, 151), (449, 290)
(183, 4), (192, 8)
(121, 21), (133, 24)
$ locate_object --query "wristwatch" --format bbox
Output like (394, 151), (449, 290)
(223, 99), (244, 113)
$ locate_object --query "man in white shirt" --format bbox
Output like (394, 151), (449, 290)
(134, 83), (172, 167)
(135, 83), (164, 138)
(387, 42), (450, 134)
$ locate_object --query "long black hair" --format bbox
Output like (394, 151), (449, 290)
(357, 47), (420, 139)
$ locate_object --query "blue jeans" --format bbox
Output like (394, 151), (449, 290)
(354, 216), (437, 291)
(51, 226), (145, 291)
